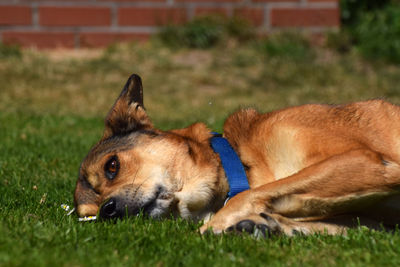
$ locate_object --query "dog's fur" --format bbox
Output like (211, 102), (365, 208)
(74, 74), (400, 236)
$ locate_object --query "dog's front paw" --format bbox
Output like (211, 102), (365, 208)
(228, 213), (284, 238)
(200, 212), (284, 238)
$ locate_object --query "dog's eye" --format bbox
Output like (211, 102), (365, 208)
(104, 156), (119, 180)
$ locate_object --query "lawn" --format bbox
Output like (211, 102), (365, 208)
(2, 37), (400, 266)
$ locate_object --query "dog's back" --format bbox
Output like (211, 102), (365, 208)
(223, 100), (400, 186)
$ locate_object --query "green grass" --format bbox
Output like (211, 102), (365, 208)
(2, 36), (400, 266)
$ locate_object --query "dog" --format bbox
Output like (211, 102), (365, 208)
(74, 74), (400, 236)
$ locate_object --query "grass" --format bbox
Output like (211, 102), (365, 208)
(2, 35), (400, 266)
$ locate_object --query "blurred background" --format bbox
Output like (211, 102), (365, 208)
(0, 0), (400, 127)
(0, 0), (340, 49)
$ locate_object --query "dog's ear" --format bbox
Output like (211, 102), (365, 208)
(103, 74), (153, 139)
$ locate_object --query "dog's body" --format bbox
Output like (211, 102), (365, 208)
(74, 74), (400, 236)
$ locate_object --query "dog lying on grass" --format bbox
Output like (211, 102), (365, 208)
(74, 74), (400, 236)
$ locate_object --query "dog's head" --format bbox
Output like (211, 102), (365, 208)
(74, 74), (229, 221)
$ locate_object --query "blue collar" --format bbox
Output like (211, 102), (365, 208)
(210, 132), (250, 199)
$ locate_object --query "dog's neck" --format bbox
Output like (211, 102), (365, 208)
(170, 124), (231, 221)
(173, 147), (230, 222)
(180, 109), (261, 221)
(172, 121), (254, 222)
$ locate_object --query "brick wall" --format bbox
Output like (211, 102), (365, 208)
(0, 0), (339, 49)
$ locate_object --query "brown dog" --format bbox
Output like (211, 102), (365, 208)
(74, 74), (400, 236)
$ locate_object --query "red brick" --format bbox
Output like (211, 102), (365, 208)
(271, 8), (340, 27)
(80, 32), (150, 47)
(0, 6), (31, 25)
(39, 6), (111, 26)
(17, 0), (95, 1)
(234, 8), (264, 26)
(253, 0), (299, 2)
(308, 0), (338, 2)
(2, 32), (75, 49)
(195, 7), (229, 17)
(176, 0), (240, 2)
(98, 0), (165, 1)
(118, 7), (187, 26)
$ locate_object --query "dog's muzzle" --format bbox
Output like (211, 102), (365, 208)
(98, 186), (167, 220)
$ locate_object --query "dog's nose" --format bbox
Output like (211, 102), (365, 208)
(99, 198), (118, 219)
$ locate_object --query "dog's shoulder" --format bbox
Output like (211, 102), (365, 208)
(223, 108), (263, 150)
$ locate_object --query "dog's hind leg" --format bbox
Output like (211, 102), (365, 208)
(200, 149), (400, 235)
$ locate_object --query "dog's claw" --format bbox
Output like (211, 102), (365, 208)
(259, 213), (282, 234)
(236, 220), (256, 233)
(255, 224), (270, 238)
(226, 226), (235, 232)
